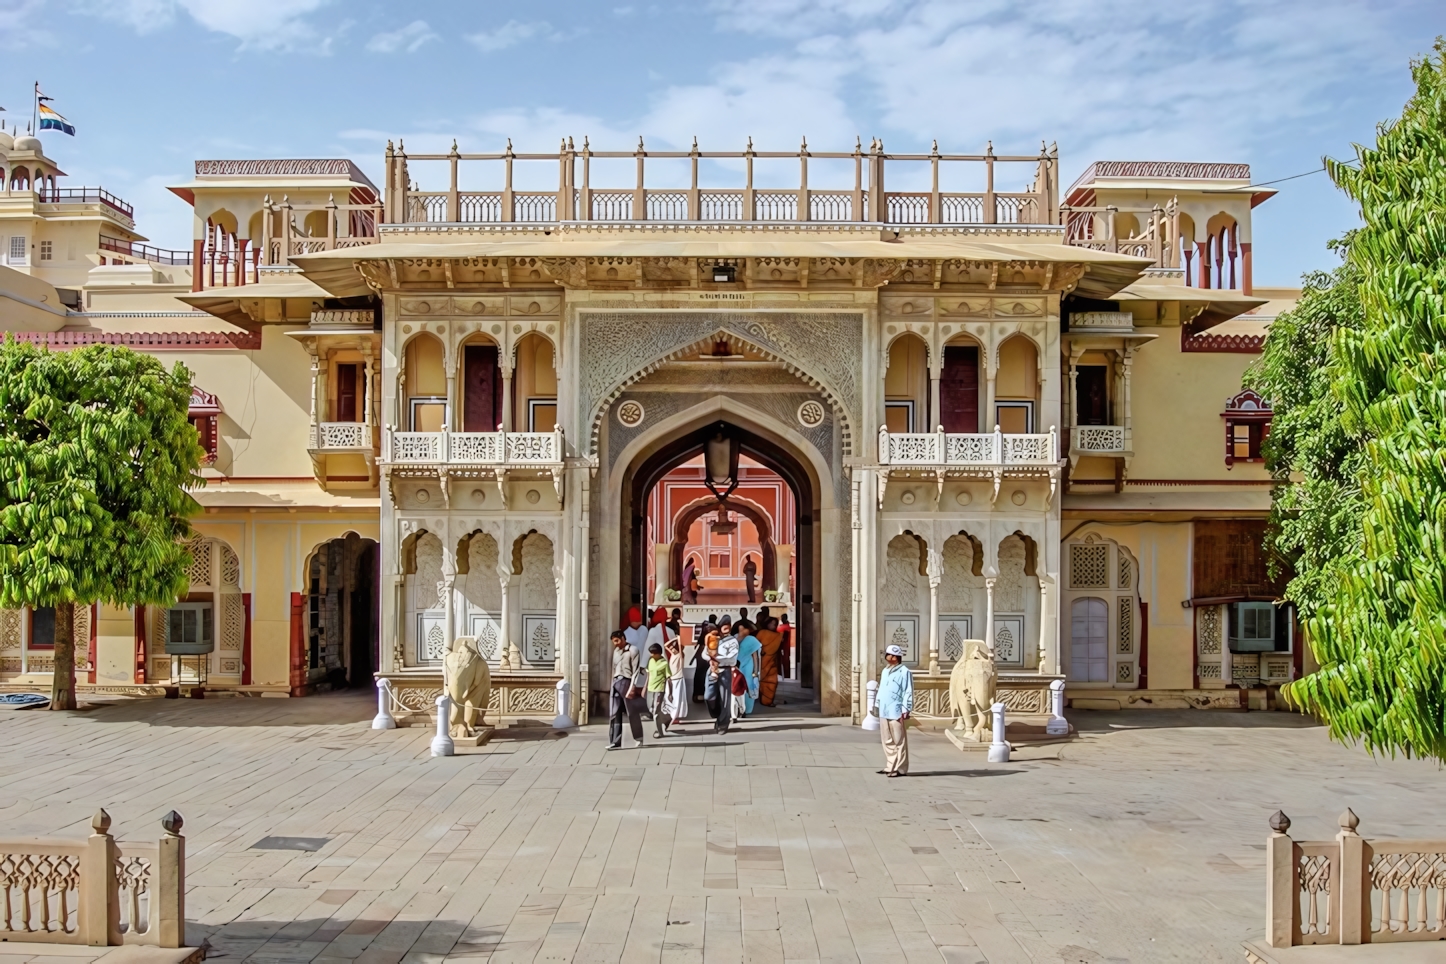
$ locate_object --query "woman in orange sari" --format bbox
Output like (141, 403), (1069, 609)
(755, 616), (784, 706)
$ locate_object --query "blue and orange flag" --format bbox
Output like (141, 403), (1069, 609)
(36, 85), (74, 136)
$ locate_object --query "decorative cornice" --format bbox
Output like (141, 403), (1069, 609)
(1071, 161), (1251, 190)
(12, 330), (262, 351)
(1181, 329), (1265, 353)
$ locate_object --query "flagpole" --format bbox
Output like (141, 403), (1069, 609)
(33, 81), (38, 134)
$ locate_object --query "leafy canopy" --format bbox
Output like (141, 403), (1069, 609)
(1283, 41), (1446, 760)
(0, 338), (203, 611)
(1246, 242), (1366, 618)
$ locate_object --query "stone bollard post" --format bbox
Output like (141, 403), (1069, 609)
(987, 701), (1010, 762)
(156, 810), (185, 949)
(372, 677), (397, 730)
(1265, 810), (1296, 947)
(431, 694), (455, 757)
(1046, 679), (1069, 735)
(1336, 808), (1366, 944)
(553, 678), (575, 729)
(862, 679), (880, 731)
(80, 808), (120, 946)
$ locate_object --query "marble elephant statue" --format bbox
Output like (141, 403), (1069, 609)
(949, 640), (996, 742)
(444, 635), (491, 738)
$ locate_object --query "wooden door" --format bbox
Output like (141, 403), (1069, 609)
(463, 345), (502, 432)
(1076, 366), (1109, 425)
(335, 363), (358, 422)
(940, 346), (979, 433)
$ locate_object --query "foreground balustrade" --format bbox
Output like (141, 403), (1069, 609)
(0, 809), (185, 948)
(1260, 809), (1446, 950)
(1070, 425), (1127, 454)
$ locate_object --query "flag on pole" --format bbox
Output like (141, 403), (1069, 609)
(38, 103), (74, 135)
(35, 84), (74, 135)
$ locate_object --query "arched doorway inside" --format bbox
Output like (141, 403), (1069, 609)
(304, 533), (380, 688)
(622, 420), (816, 694)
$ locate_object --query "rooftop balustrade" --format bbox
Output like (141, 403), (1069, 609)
(99, 234), (193, 266)
(36, 185), (134, 220)
(383, 138), (1061, 228)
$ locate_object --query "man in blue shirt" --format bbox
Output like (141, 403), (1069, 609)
(876, 644), (913, 777)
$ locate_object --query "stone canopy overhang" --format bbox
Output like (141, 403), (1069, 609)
(1114, 284), (1268, 333)
(288, 224), (1153, 301)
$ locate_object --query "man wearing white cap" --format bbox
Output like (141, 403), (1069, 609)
(876, 644), (913, 777)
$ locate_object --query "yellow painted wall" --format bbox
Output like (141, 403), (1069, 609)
(1128, 328), (1272, 483)
(996, 335), (1037, 399)
(151, 326), (314, 479)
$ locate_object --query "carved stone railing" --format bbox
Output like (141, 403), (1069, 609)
(1069, 311), (1135, 332)
(879, 426), (1058, 467)
(309, 309), (374, 328)
(310, 422), (370, 450)
(1262, 809), (1446, 948)
(1070, 425), (1126, 454)
(386, 428), (562, 465)
(0, 809), (185, 948)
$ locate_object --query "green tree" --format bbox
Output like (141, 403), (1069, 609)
(0, 338), (202, 709)
(1285, 41), (1446, 759)
(1246, 243), (1366, 619)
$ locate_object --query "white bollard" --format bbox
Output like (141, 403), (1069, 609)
(431, 694), (455, 757)
(553, 678), (575, 729)
(1046, 679), (1069, 735)
(862, 679), (880, 731)
(987, 700), (1010, 762)
(372, 678), (397, 730)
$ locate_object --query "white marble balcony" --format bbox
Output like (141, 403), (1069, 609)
(310, 421), (373, 451)
(878, 426), (1058, 468)
(385, 428), (563, 466)
(1070, 425), (1127, 454)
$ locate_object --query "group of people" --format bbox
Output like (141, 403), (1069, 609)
(607, 604), (790, 749)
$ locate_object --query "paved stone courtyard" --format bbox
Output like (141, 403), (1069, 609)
(2, 687), (1443, 963)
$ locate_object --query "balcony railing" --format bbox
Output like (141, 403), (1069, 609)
(99, 235), (193, 266)
(1060, 200), (1179, 269)
(1070, 425), (1126, 454)
(386, 428), (563, 465)
(878, 426), (1058, 466)
(310, 422), (371, 450)
(384, 139), (1060, 227)
(37, 186), (134, 220)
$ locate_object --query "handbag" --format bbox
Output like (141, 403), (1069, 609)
(731, 668), (748, 696)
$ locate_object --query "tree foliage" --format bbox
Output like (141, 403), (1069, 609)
(1246, 243), (1366, 618)
(1283, 41), (1446, 759)
(0, 338), (203, 708)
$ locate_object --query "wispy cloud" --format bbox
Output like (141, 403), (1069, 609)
(366, 19), (437, 54)
(83, 0), (334, 51)
(465, 19), (553, 52)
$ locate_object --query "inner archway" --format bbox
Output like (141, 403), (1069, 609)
(621, 419), (818, 696)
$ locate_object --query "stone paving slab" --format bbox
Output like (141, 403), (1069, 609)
(1, 686), (1444, 962)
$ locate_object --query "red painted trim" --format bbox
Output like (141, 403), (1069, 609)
(134, 605), (147, 684)
(1138, 600), (1148, 690)
(191, 240), (204, 292)
(289, 592), (306, 697)
(12, 330), (261, 351)
(1181, 329), (1266, 353)
(87, 603), (97, 684)
(242, 593), (253, 686)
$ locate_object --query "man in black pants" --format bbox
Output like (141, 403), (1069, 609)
(711, 623), (740, 734)
(608, 630), (644, 749)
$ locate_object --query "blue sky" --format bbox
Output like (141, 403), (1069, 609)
(1, 0), (1438, 284)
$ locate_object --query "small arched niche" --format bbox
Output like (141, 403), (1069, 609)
(885, 333), (928, 433)
(403, 333), (447, 431)
(514, 332), (557, 432)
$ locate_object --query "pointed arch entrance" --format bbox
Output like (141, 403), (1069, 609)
(623, 420), (816, 686)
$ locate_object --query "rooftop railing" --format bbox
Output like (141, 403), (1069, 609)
(384, 137), (1060, 227)
(37, 186), (134, 219)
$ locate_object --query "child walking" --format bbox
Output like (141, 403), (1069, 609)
(646, 642), (671, 738)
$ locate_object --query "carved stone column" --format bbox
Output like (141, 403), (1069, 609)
(926, 546), (942, 674)
(307, 348), (320, 446)
(984, 572), (997, 657)
(496, 562), (513, 662)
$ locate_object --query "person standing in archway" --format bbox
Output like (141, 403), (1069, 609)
(755, 616), (784, 706)
(877, 645), (913, 777)
(743, 554), (758, 603)
(682, 558), (699, 605)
